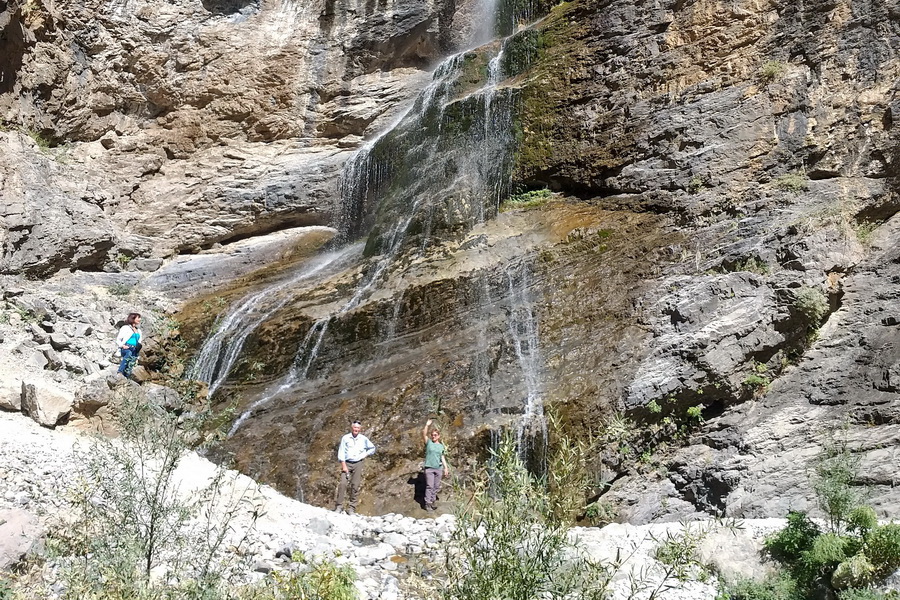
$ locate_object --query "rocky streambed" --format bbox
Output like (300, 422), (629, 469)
(0, 408), (800, 600)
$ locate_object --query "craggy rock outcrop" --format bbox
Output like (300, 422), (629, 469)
(3, 0), (900, 526)
(190, 0), (900, 520)
(0, 0), (466, 274)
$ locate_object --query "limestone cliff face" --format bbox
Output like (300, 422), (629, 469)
(0, 0), (481, 273)
(2, 0), (900, 523)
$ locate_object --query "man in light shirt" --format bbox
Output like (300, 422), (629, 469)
(335, 420), (376, 515)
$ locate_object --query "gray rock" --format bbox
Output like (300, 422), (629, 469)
(74, 379), (114, 413)
(0, 383), (21, 411)
(42, 347), (64, 371)
(143, 383), (182, 410)
(21, 382), (74, 428)
(699, 528), (776, 583)
(0, 508), (43, 571)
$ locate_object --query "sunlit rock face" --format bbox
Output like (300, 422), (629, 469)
(4, 0), (900, 524)
(0, 0), (475, 273)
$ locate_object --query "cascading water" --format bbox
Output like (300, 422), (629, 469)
(225, 37), (523, 435)
(504, 261), (547, 474)
(191, 0), (558, 469)
(187, 243), (361, 397)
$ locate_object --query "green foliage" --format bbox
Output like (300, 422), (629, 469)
(721, 573), (800, 600)
(793, 287), (829, 327)
(759, 60), (787, 83)
(732, 256), (771, 275)
(831, 553), (875, 590)
(245, 558), (357, 600)
(0, 578), (12, 600)
(801, 533), (850, 575)
(583, 500), (616, 526)
(686, 404), (704, 421)
(764, 511), (822, 564)
(688, 176), (705, 194)
(647, 399), (662, 414)
(25, 128), (52, 150)
(653, 523), (711, 582)
(848, 506), (878, 534)
(52, 397), (260, 599)
(500, 188), (552, 212)
(107, 282), (134, 297)
(443, 432), (612, 600)
(774, 172), (809, 193)
(864, 523), (900, 578)
(742, 373), (770, 392)
(814, 438), (863, 533)
(747, 440), (900, 600)
(854, 221), (879, 245)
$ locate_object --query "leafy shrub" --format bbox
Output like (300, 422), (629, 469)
(722, 574), (800, 600)
(814, 439), (863, 533)
(849, 506), (879, 534)
(500, 188), (552, 212)
(54, 397), (260, 599)
(583, 500), (617, 526)
(245, 558), (357, 600)
(864, 523), (900, 577)
(775, 172), (808, 193)
(801, 533), (850, 575)
(759, 60), (787, 82)
(764, 511), (821, 563)
(831, 553), (875, 590)
(794, 287), (829, 328)
(444, 432), (611, 600)
(107, 282), (134, 297)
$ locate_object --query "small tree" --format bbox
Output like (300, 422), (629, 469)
(443, 432), (611, 600)
(60, 396), (260, 599)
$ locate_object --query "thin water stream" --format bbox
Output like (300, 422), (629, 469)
(192, 2), (551, 457)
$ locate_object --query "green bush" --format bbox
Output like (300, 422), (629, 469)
(443, 432), (611, 600)
(801, 533), (850, 575)
(243, 558), (357, 600)
(500, 188), (552, 212)
(849, 506), (879, 534)
(831, 553), (875, 590)
(722, 574), (800, 600)
(864, 524), (900, 577)
(764, 511), (821, 563)
(759, 60), (787, 83)
(52, 397), (260, 600)
(793, 287), (829, 327)
(814, 439), (863, 533)
(774, 172), (808, 193)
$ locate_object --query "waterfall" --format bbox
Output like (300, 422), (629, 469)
(504, 261), (547, 474)
(186, 243), (360, 397)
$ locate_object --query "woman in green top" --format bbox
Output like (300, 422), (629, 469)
(422, 419), (449, 511)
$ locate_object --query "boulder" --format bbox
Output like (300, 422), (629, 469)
(20, 382), (74, 427)
(143, 383), (182, 410)
(0, 508), (43, 571)
(698, 526), (777, 583)
(0, 383), (21, 411)
(74, 378), (115, 414)
(42, 347), (63, 370)
(49, 333), (72, 351)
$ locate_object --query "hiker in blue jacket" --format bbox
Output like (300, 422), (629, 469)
(116, 313), (144, 377)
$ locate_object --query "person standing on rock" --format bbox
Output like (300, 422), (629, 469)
(422, 419), (449, 512)
(115, 313), (143, 378)
(335, 420), (376, 515)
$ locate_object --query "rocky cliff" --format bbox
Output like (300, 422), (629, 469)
(1, 0), (899, 526)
